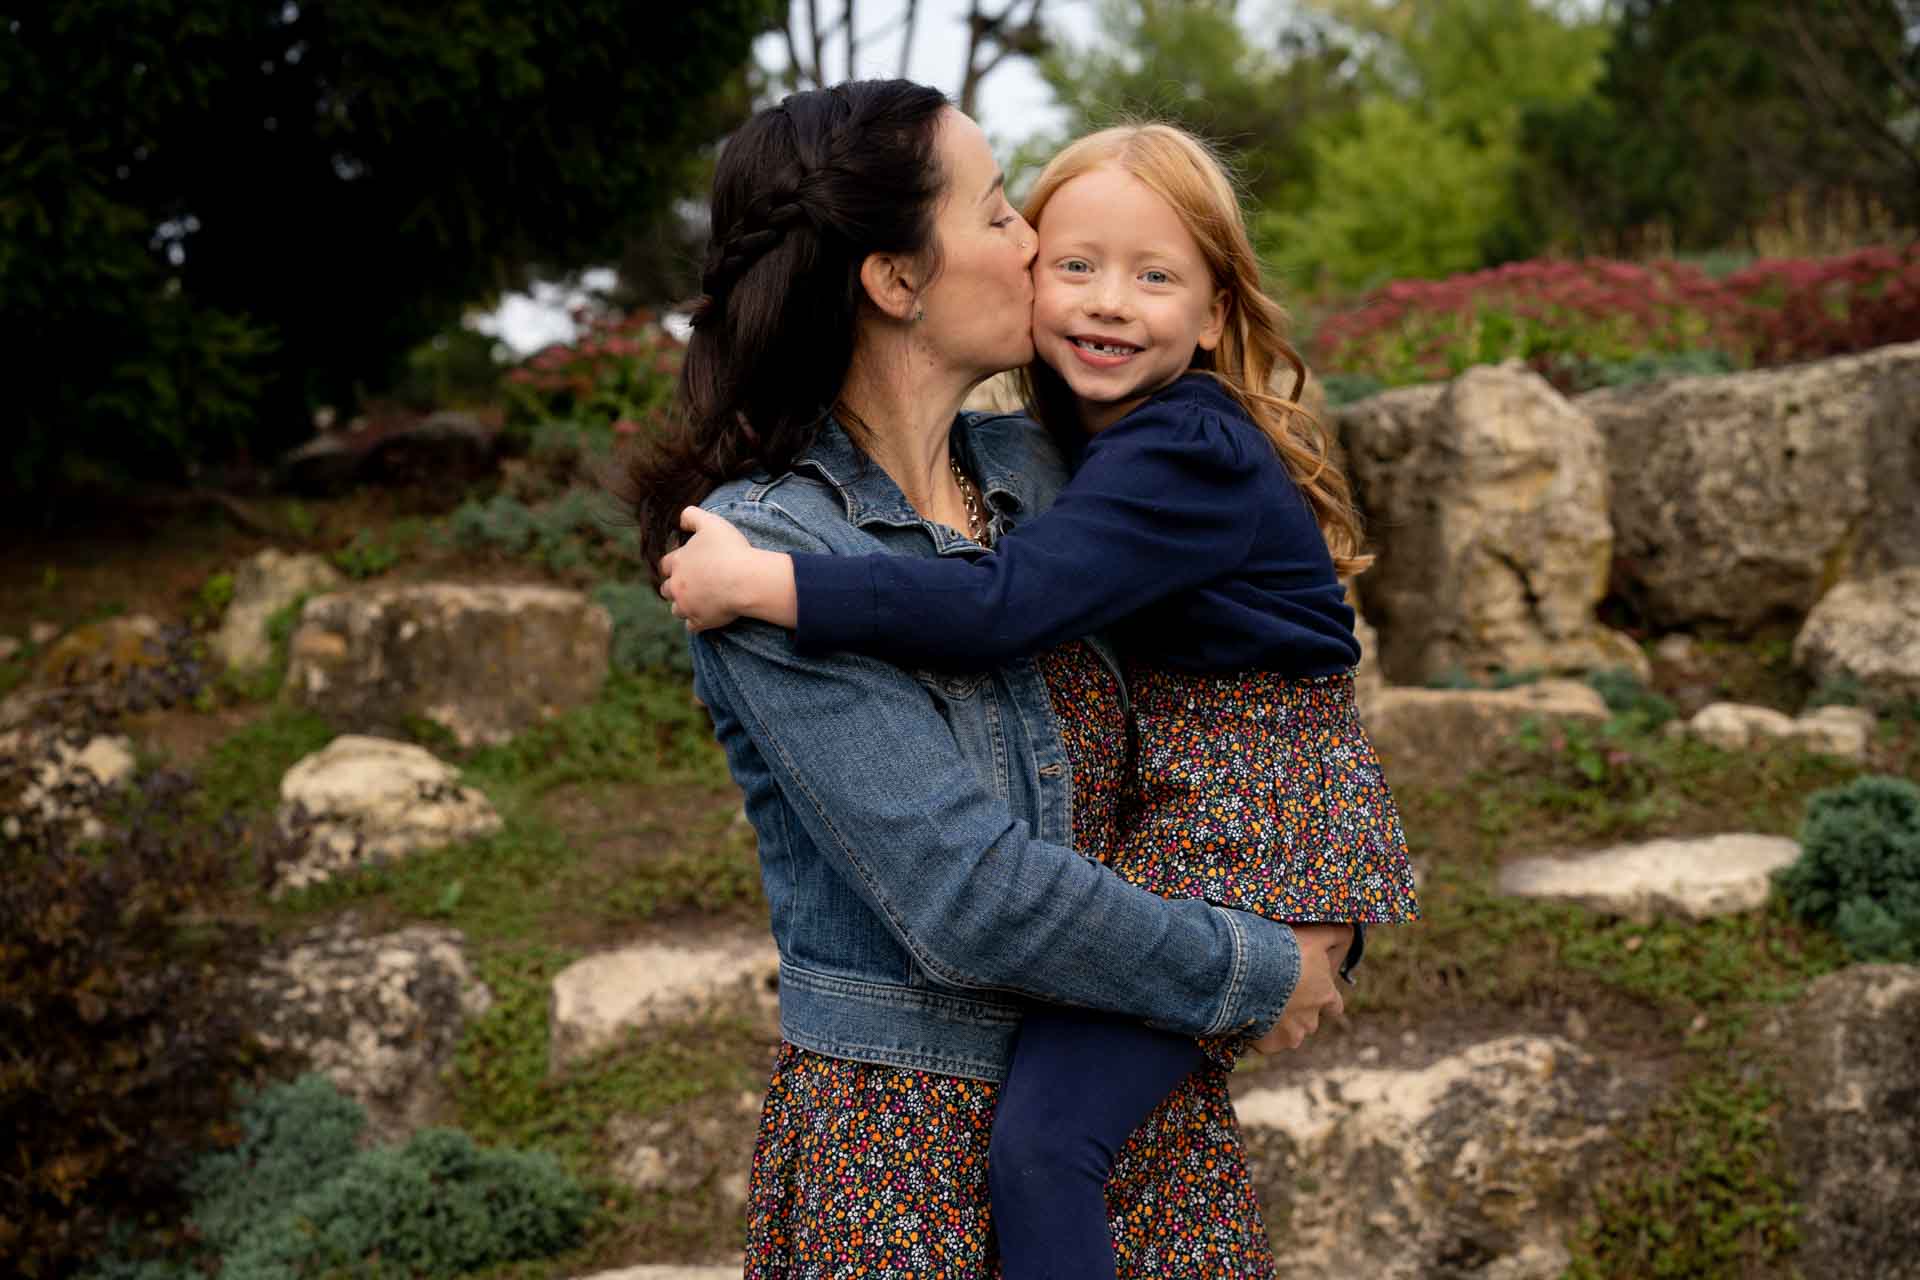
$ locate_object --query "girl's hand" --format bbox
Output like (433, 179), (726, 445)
(1251, 923), (1351, 1054)
(660, 507), (800, 632)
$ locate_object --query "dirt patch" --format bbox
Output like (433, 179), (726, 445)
(123, 703), (270, 772)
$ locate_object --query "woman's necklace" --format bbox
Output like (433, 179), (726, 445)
(949, 446), (991, 547)
(834, 399), (990, 546)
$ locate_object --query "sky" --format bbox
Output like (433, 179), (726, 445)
(475, 0), (1098, 353)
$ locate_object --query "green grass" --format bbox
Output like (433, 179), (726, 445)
(266, 668), (760, 943)
(193, 705), (337, 821)
(1566, 1072), (1802, 1279)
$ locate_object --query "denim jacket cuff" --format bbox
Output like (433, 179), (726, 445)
(1208, 907), (1301, 1040)
(793, 553), (879, 656)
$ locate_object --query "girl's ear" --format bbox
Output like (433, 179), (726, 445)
(1196, 288), (1229, 352)
(858, 252), (922, 323)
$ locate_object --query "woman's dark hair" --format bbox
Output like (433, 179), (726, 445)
(618, 79), (951, 577)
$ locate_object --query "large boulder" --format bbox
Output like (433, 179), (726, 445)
(273, 735), (502, 896)
(248, 918), (493, 1143)
(286, 583), (611, 746)
(1338, 364), (1644, 686)
(1794, 568), (1920, 709)
(211, 549), (343, 673)
(1777, 965), (1920, 1280)
(1497, 833), (1802, 922)
(280, 410), (499, 498)
(1364, 679), (1610, 789)
(1238, 1035), (1641, 1279)
(1581, 341), (1920, 633)
(549, 934), (779, 1071)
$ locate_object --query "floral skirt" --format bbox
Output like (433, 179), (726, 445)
(742, 1043), (1276, 1278)
(1116, 664), (1420, 925)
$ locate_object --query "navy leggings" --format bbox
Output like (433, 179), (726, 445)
(987, 1008), (1208, 1279)
(988, 926), (1364, 1278)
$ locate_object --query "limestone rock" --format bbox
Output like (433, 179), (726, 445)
(1337, 364), (1644, 686)
(282, 409), (498, 497)
(1676, 701), (1877, 762)
(1350, 586), (1384, 717)
(1364, 679), (1609, 789)
(212, 549), (343, 673)
(274, 735), (501, 895)
(1582, 341), (1920, 632)
(1498, 833), (1801, 922)
(1685, 701), (1798, 751)
(0, 636), (20, 664)
(286, 583), (611, 746)
(1238, 1035), (1639, 1279)
(1791, 704), (1877, 761)
(549, 935), (779, 1070)
(1779, 965), (1920, 1280)
(248, 919), (493, 1143)
(1794, 568), (1920, 708)
(28, 621), (58, 647)
(0, 730), (136, 840)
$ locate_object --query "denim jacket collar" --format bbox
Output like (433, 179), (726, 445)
(791, 411), (1043, 536)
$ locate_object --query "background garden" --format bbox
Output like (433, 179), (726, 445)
(4, 1), (1919, 1278)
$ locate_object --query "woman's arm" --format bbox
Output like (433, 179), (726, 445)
(691, 496), (1303, 1040)
(660, 404), (1265, 665)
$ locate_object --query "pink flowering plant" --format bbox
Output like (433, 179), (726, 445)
(502, 307), (684, 441)
(1312, 244), (1920, 394)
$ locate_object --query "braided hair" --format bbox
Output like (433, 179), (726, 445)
(619, 80), (951, 578)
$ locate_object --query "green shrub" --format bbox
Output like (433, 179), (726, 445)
(1, 762), (262, 1278)
(1587, 666), (1677, 728)
(88, 1076), (592, 1280)
(593, 579), (692, 676)
(1776, 775), (1920, 962)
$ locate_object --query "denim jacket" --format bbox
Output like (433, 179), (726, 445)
(689, 410), (1304, 1082)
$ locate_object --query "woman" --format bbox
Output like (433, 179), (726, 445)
(629, 80), (1349, 1276)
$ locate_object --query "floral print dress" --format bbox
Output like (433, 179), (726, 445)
(742, 642), (1277, 1279)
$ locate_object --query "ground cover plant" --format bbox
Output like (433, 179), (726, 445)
(1311, 243), (1920, 395)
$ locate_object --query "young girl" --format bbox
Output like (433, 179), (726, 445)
(661, 123), (1418, 1278)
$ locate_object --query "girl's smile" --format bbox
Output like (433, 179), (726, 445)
(1031, 164), (1226, 434)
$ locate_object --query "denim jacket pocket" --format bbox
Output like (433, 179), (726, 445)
(912, 668), (1011, 801)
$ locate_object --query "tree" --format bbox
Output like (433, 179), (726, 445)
(1519, 0), (1918, 254)
(1034, 0), (1360, 216)
(1266, 0), (1610, 289)
(0, 0), (779, 501)
(772, 0), (1048, 116)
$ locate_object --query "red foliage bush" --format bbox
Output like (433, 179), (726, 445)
(502, 308), (685, 436)
(1312, 243), (1920, 391)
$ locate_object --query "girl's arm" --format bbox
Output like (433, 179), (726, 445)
(660, 402), (1265, 665)
(691, 496), (1305, 1038)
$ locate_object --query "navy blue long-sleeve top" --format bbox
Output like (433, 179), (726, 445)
(790, 374), (1360, 675)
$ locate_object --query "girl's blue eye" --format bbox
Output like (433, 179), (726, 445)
(1062, 259), (1091, 273)
(1143, 269), (1170, 284)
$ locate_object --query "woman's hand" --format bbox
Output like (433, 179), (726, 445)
(660, 507), (801, 631)
(1251, 923), (1351, 1053)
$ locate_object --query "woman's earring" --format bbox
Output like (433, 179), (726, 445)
(912, 305), (925, 322)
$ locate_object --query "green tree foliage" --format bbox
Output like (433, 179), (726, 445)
(1034, 0), (1360, 211)
(1518, 0), (1919, 253)
(1265, 0), (1610, 289)
(0, 0), (777, 502)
